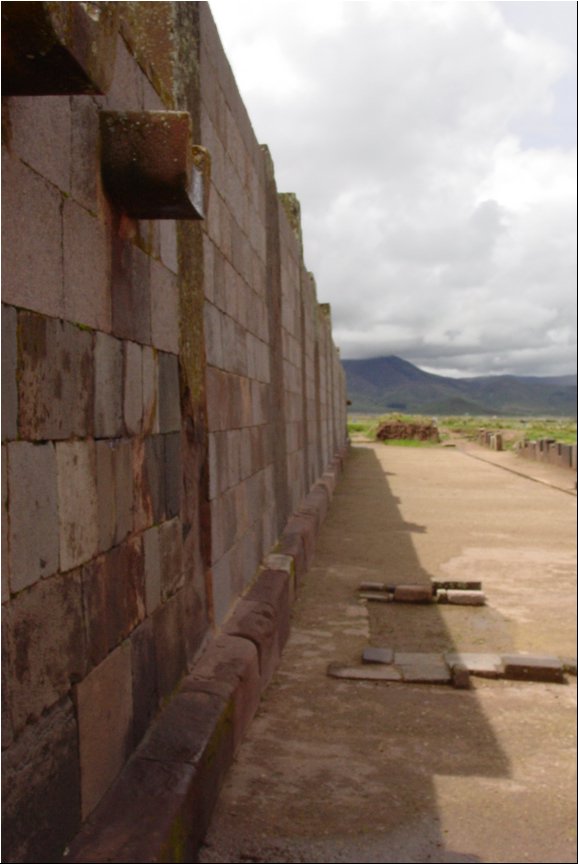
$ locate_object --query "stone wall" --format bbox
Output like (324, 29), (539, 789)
(1, 4), (347, 861)
(477, 430), (577, 470)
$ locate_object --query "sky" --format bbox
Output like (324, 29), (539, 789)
(209, 1), (577, 378)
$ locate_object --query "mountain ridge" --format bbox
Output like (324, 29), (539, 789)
(343, 355), (577, 416)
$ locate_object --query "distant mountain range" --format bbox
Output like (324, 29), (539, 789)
(343, 355), (577, 417)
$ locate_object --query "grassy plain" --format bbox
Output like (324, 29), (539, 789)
(348, 412), (577, 448)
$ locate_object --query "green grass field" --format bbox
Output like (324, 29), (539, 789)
(348, 413), (577, 447)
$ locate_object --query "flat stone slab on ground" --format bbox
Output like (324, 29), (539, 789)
(446, 589), (486, 606)
(359, 591), (393, 603)
(393, 584), (433, 603)
(433, 580), (483, 591)
(502, 654), (565, 683)
(445, 652), (504, 679)
(327, 663), (402, 682)
(362, 647), (394, 665)
(394, 652), (451, 684)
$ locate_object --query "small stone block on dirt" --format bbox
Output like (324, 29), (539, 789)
(394, 653), (451, 684)
(446, 589), (486, 606)
(358, 581), (387, 593)
(394, 584), (434, 603)
(502, 654), (565, 683)
(359, 591), (393, 603)
(362, 647), (394, 665)
(327, 663), (402, 682)
(445, 653), (504, 679)
(451, 663), (471, 689)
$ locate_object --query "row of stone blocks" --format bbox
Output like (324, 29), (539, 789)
(516, 439), (577, 471)
(358, 581), (486, 606)
(64, 448), (348, 863)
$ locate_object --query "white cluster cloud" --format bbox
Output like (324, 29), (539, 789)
(209, 1), (577, 377)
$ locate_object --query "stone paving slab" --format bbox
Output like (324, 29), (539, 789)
(362, 647), (395, 665)
(445, 653), (504, 679)
(394, 652), (451, 684)
(327, 663), (402, 682)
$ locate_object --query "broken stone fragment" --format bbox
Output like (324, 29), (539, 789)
(393, 584), (434, 603)
(502, 654), (565, 683)
(362, 647), (394, 665)
(446, 589), (486, 606)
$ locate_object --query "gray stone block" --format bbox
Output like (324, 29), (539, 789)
(63, 199), (111, 332)
(394, 653), (451, 684)
(327, 663), (402, 682)
(445, 652), (504, 679)
(362, 647), (394, 665)
(502, 654), (565, 683)
(8, 441), (59, 592)
(18, 312), (94, 440)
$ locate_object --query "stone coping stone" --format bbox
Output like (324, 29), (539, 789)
(446, 590), (486, 606)
(393, 652), (451, 684)
(362, 647), (394, 665)
(327, 663), (402, 682)
(502, 654), (565, 683)
(445, 653), (504, 679)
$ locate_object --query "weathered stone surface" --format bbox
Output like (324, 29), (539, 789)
(394, 653), (451, 684)
(327, 663), (402, 682)
(2, 446), (9, 602)
(362, 647), (395, 665)
(451, 663), (472, 689)
(131, 618), (159, 748)
(359, 581), (387, 593)
(153, 591), (189, 701)
(9, 95), (72, 191)
(144, 517), (183, 614)
(164, 431), (182, 519)
(76, 641), (134, 819)
(446, 589), (486, 606)
(502, 654), (565, 683)
(95, 332), (124, 437)
(143, 434), (167, 524)
(158, 351), (181, 433)
(3, 571), (86, 733)
(151, 260), (180, 353)
(124, 340), (143, 434)
(394, 584), (434, 603)
(63, 199), (111, 331)
(433, 580), (483, 591)
(1, 696), (81, 864)
(359, 591), (394, 603)
(142, 346), (160, 434)
(18, 312), (94, 440)
(224, 599), (279, 688)
(8, 441), (59, 592)
(111, 237), (152, 344)
(1, 151), (64, 318)
(445, 653), (504, 679)
(82, 538), (145, 667)
(2, 304), (18, 441)
(57, 440), (99, 571)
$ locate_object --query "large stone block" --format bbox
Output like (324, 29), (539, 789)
(143, 434), (167, 524)
(144, 517), (184, 615)
(8, 441), (59, 592)
(160, 220), (179, 274)
(18, 311), (94, 440)
(71, 94), (101, 212)
(1, 150), (64, 318)
(2, 446), (9, 603)
(2, 304), (18, 441)
(82, 538), (145, 668)
(164, 431), (182, 519)
(150, 260), (180, 353)
(224, 599), (279, 689)
(76, 640), (134, 819)
(142, 345), (160, 435)
(123, 340), (143, 435)
(1, 697), (81, 864)
(95, 437), (134, 553)
(111, 236), (151, 344)
(153, 591), (188, 701)
(130, 617), (159, 748)
(3, 570), (86, 733)
(63, 199), (111, 331)
(158, 351), (181, 433)
(56, 440), (99, 571)
(94, 332), (124, 438)
(8, 95), (72, 191)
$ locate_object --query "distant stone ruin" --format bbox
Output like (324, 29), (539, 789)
(376, 420), (440, 443)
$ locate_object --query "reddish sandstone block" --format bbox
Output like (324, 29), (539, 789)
(153, 591), (188, 701)
(246, 569), (292, 653)
(158, 351), (181, 433)
(142, 345), (160, 435)
(276, 531), (306, 581)
(150, 260), (179, 353)
(63, 199), (111, 332)
(56, 440), (99, 571)
(2, 447), (9, 603)
(8, 441), (59, 592)
(3, 570), (86, 733)
(17, 311), (94, 441)
(76, 641), (134, 819)
(94, 332), (124, 438)
(8, 95), (72, 191)
(111, 237), (152, 344)
(130, 618), (159, 748)
(1, 150), (64, 318)
(1, 697), (81, 864)
(394, 584), (434, 604)
(224, 599), (279, 689)
(1, 305), (18, 441)
(123, 340), (143, 434)
(143, 434), (167, 524)
(164, 432), (182, 519)
(71, 94), (101, 211)
(144, 517), (184, 615)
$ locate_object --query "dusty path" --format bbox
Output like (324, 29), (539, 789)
(199, 444), (577, 864)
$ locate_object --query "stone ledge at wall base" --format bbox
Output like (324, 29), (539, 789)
(63, 446), (348, 864)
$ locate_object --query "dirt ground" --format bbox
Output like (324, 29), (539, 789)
(198, 443), (577, 864)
